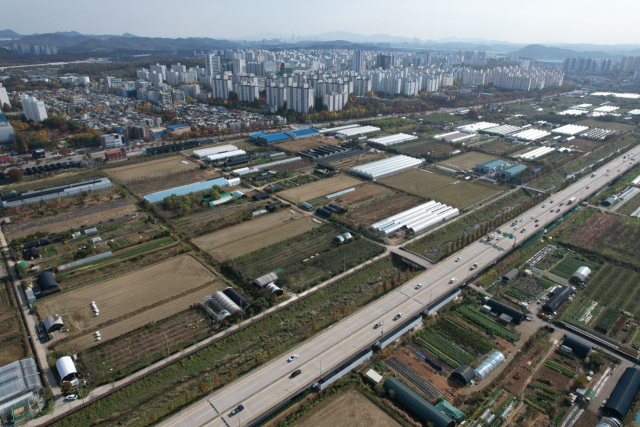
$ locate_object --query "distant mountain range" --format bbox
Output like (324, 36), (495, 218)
(2, 29), (640, 60)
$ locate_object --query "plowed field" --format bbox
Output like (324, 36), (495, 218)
(279, 175), (362, 203)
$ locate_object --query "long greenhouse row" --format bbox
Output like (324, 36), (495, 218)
(370, 200), (459, 235)
(349, 155), (424, 180)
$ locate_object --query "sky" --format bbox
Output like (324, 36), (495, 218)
(2, 0), (640, 45)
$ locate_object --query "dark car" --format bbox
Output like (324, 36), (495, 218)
(230, 404), (244, 416)
(291, 369), (302, 378)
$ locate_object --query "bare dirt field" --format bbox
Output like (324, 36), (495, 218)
(106, 157), (199, 182)
(274, 135), (339, 152)
(56, 281), (224, 353)
(332, 183), (390, 206)
(575, 119), (637, 132)
(399, 140), (452, 157)
(565, 139), (603, 152)
(380, 169), (502, 210)
(437, 151), (497, 170)
(192, 210), (319, 261)
(329, 152), (388, 170)
(270, 159), (312, 173)
(38, 255), (216, 334)
(279, 175), (363, 203)
(345, 193), (423, 226)
(570, 212), (618, 247)
(6, 198), (137, 239)
(295, 389), (400, 427)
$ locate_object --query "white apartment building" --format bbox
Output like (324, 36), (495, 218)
(266, 84), (287, 109)
(322, 92), (347, 112)
(166, 71), (180, 85)
(150, 64), (167, 80)
(232, 59), (247, 74)
(286, 84), (314, 114)
(149, 71), (163, 86)
(20, 94), (48, 122)
(171, 63), (186, 73)
(354, 77), (372, 96)
(352, 50), (365, 73)
(100, 134), (124, 150)
(0, 84), (9, 109)
(233, 82), (259, 102)
(212, 76), (232, 100)
(205, 54), (221, 77)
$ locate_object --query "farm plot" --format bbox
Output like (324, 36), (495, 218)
(616, 192), (640, 216)
(192, 210), (319, 261)
(480, 139), (524, 156)
(278, 175), (362, 203)
(436, 151), (498, 170)
(106, 157), (199, 182)
(550, 256), (597, 279)
(399, 140), (452, 157)
(564, 138), (602, 152)
(0, 169), (105, 195)
(294, 389), (401, 427)
(124, 167), (220, 195)
(0, 283), (25, 366)
(274, 136), (337, 152)
(575, 119), (637, 132)
(380, 169), (502, 210)
(38, 255), (217, 334)
(419, 330), (475, 365)
(329, 152), (389, 170)
(6, 198), (137, 240)
(457, 306), (521, 342)
(227, 224), (384, 293)
(345, 192), (423, 226)
(59, 283), (223, 357)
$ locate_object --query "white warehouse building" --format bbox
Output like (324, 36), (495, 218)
(349, 155), (424, 180)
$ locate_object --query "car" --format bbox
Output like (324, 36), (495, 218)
(618, 169), (620, 172)
(449, 278), (457, 284)
(586, 186), (590, 189)
(65, 394), (78, 401)
(496, 236), (501, 240)
(513, 226), (518, 230)
(535, 219), (540, 222)
(535, 224), (539, 227)
(291, 369), (302, 378)
(393, 313), (403, 321)
(560, 201), (565, 206)
(374, 322), (383, 329)
(287, 354), (299, 362)
(556, 209), (561, 213)
(531, 215), (535, 219)
(519, 218), (524, 222)
(521, 229), (525, 233)
(606, 174), (609, 177)
(550, 200), (554, 203)
(455, 257), (461, 262)
(542, 204), (546, 208)
(230, 405), (245, 416)
(415, 283), (422, 289)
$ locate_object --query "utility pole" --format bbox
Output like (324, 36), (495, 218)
(164, 333), (170, 356)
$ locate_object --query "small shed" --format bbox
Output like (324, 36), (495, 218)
(498, 313), (513, 325)
(561, 335), (591, 358)
(501, 268), (519, 283)
(26, 248), (39, 260)
(36, 271), (60, 298)
(55, 356), (78, 382)
(485, 299), (525, 323)
(253, 272), (278, 288)
(253, 192), (269, 201)
(365, 369), (383, 384)
(602, 197), (616, 207)
(451, 365), (475, 386)
(542, 286), (574, 313)
(570, 266), (592, 284)
(266, 201), (283, 212)
(434, 400), (465, 423)
(43, 314), (64, 333)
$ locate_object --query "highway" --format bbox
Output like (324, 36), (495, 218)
(160, 149), (637, 427)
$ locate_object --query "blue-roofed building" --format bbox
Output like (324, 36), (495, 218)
(495, 164), (527, 178)
(287, 128), (319, 139)
(143, 177), (235, 203)
(473, 159), (507, 174)
(249, 132), (267, 140)
(257, 133), (292, 145)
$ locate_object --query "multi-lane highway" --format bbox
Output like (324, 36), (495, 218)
(161, 149), (636, 427)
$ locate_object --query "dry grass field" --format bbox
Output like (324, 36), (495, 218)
(274, 135), (339, 152)
(38, 255), (216, 334)
(106, 157), (199, 182)
(193, 210), (318, 261)
(575, 119), (637, 132)
(294, 390), (400, 427)
(380, 169), (501, 209)
(56, 282), (224, 353)
(437, 151), (497, 170)
(279, 175), (362, 203)
(7, 198), (137, 239)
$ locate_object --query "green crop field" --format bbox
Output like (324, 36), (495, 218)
(380, 169), (502, 210)
(550, 256), (598, 279)
(420, 330), (475, 365)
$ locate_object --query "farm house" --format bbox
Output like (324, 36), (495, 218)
(34, 271), (60, 299)
(253, 272), (284, 296)
(43, 314), (64, 334)
(484, 298), (525, 324)
(501, 268), (520, 283)
(542, 286), (575, 314)
(349, 155), (424, 180)
(383, 377), (455, 427)
(474, 351), (506, 380)
(473, 159), (507, 175)
(570, 266), (592, 284)
(603, 367), (640, 419)
(192, 144), (239, 159)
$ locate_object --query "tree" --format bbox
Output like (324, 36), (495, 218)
(390, 276), (397, 287)
(149, 412), (157, 422)
(185, 390), (190, 402)
(330, 213), (340, 223)
(382, 279), (389, 292)
(198, 379), (207, 394)
(589, 353), (605, 367)
(312, 318), (317, 331)
(214, 373), (220, 386)
(255, 355), (261, 364)
(8, 168), (23, 182)
(574, 375), (589, 388)
(228, 366), (234, 379)
(211, 190), (221, 200)
(168, 401), (175, 411)
(343, 204), (350, 213)
(61, 382), (73, 394)
(266, 346), (271, 358)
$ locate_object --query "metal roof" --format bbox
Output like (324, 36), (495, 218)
(562, 335), (591, 358)
(543, 286), (574, 313)
(254, 272), (278, 288)
(500, 164), (527, 174)
(476, 159), (507, 169)
(259, 133), (291, 142)
(604, 367), (640, 419)
(383, 377), (455, 427)
(474, 351), (505, 380)
(451, 365), (475, 385)
(0, 359), (41, 406)
(288, 128), (318, 137)
(486, 299), (525, 323)
(143, 177), (231, 203)
(55, 356), (77, 382)
(38, 271), (59, 291)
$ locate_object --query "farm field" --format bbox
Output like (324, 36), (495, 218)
(106, 156), (199, 182)
(226, 224), (385, 293)
(398, 140), (452, 157)
(0, 169), (105, 195)
(380, 169), (502, 210)
(550, 255), (597, 279)
(617, 192), (640, 216)
(0, 282), (25, 366)
(6, 198), (137, 240)
(563, 138), (602, 152)
(294, 389), (401, 427)
(328, 151), (388, 170)
(480, 139), (524, 156)
(56, 282), (224, 353)
(38, 255), (217, 334)
(575, 119), (637, 132)
(125, 167), (220, 195)
(192, 210), (319, 261)
(415, 112), (463, 122)
(437, 151), (497, 170)
(278, 175), (363, 203)
(303, 182), (391, 209)
(274, 135), (339, 152)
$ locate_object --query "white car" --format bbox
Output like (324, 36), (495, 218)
(449, 278), (457, 284)
(542, 204), (546, 208)
(415, 283), (423, 290)
(513, 226), (518, 230)
(531, 215), (535, 219)
(496, 236), (501, 241)
(287, 354), (299, 362)
(65, 394), (78, 401)
(519, 218), (524, 222)
(455, 257), (461, 262)
(393, 313), (403, 321)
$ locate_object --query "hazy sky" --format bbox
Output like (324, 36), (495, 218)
(3, 0), (639, 45)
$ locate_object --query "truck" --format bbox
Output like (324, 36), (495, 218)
(568, 197), (577, 204)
